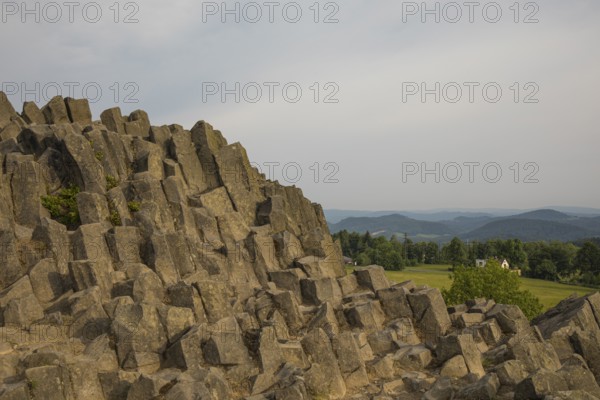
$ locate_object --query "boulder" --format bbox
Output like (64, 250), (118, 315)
(77, 191), (110, 224)
(21, 101), (46, 124)
(214, 142), (265, 226)
(29, 258), (64, 303)
(203, 317), (251, 366)
(514, 370), (569, 400)
(377, 286), (413, 320)
(407, 287), (452, 344)
(0, 91), (18, 129)
(354, 265), (390, 292)
(440, 355), (469, 378)
(168, 125), (208, 193)
(300, 277), (342, 307)
(3, 294), (44, 327)
(111, 303), (168, 373)
(494, 359), (528, 386)
(65, 97), (92, 124)
(41, 96), (70, 125)
(25, 365), (73, 400)
(456, 373), (500, 400)
(69, 260), (112, 301)
(437, 334), (485, 378)
(100, 107), (126, 134)
(301, 328), (346, 399)
(195, 280), (233, 324)
(269, 269), (306, 302)
(199, 187), (234, 217)
(344, 300), (386, 333)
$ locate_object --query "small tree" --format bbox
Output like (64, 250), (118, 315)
(355, 253), (371, 266)
(446, 237), (467, 267)
(442, 259), (543, 319)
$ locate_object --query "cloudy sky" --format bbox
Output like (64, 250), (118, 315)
(1, 0), (598, 211)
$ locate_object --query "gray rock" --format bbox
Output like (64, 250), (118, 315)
(128, 110), (151, 137)
(0, 91), (18, 129)
(515, 370), (569, 400)
(302, 328), (346, 399)
(21, 101), (46, 125)
(344, 300), (386, 333)
(300, 277), (342, 307)
(41, 96), (70, 125)
(111, 302), (168, 373)
(377, 286), (413, 320)
(423, 377), (454, 400)
(65, 97), (92, 125)
(10, 160), (48, 228)
(203, 317), (251, 366)
(25, 364), (72, 400)
(164, 324), (207, 370)
(69, 260), (112, 301)
(4, 294), (44, 327)
(437, 334), (485, 378)
(494, 359), (528, 386)
(440, 355), (469, 378)
(169, 125), (208, 193)
(29, 258), (64, 303)
(215, 142), (265, 226)
(354, 265), (390, 292)
(269, 269), (306, 303)
(190, 120), (227, 190)
(457, 373), (500, 400)
(407, 287), (452, 344)
(77, 191), (110, 224)
(307, 301), (339, 338)
(196, 280), (233, 324)
(487, 304), (530, 335)
(101, 107), (126, 134)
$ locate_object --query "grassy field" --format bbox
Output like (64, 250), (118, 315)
(348, 264), (597, 311)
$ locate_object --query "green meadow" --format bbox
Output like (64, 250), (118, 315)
(347, 264), (597, 310)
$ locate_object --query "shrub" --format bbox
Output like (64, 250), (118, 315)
(127, 201), (141, 212)
(106, 175), (119, 191)
(41, 185), (81, 228)
(108, 199), (122, 226)
(110, 210), (122, 226)
(442, 259), (543, 320)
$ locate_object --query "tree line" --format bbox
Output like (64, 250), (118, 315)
(333, 230), (600, 286)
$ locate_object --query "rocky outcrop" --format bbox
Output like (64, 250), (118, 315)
(0, 93), (599, 399)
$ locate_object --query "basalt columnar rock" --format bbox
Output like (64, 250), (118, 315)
(0, 93), (599, 399)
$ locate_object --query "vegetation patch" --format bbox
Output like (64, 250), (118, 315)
(106, 175), (119, 191)
(41, 185), (81, 229)
(108, 199), (122, 226)
(127, 201), (141, 212)
(441, 259), (543, 319)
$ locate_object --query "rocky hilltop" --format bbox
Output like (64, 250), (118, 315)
(0, 93), (600, 400)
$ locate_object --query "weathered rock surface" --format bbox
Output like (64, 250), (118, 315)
(0, 93), (599, 399)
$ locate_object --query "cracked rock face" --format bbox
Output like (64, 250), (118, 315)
(0, 93), (600, 400)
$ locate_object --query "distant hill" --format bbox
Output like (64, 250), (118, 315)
(460, 219), (594, 242)
(565, 216), (600, 235)
(505, 209), (575, 221)
(440, 216), (494, 233)
(328, 208), (600, 242)
(324, 207), (600, 223)
(328, 214), (454, 238)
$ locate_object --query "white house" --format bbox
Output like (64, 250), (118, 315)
(476, 258), (510, 270)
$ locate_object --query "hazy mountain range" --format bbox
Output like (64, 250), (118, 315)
(326, 208), (600, 243)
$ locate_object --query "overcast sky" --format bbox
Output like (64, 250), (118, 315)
(1, 0), (598, 211)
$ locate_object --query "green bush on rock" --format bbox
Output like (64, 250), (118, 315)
(41, 185), (81, 229)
